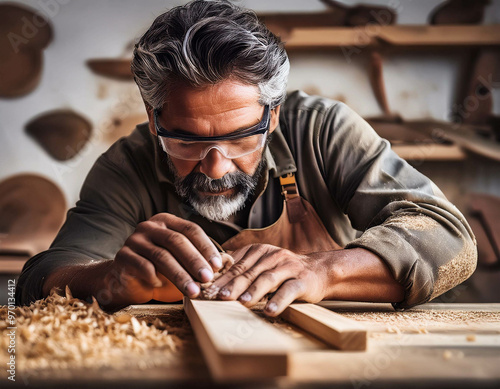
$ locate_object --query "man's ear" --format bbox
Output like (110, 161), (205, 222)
(145, 103), (157, 136)
(268, 105), (281, 134)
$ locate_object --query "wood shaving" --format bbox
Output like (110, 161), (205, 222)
(466, 334), (476, 342)
(442, 350), (465, 360)
(0, 287), (184, 372)
(199, 253), (235, 300)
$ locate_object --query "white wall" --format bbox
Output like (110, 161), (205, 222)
(0, 0), (499, 209)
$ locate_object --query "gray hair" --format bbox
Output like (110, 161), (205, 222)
(131, 0), (289, 110)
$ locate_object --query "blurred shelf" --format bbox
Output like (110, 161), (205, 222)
(392, 144), (466, 161)
(0, 256), (28, 274)
(378, 25), (500, 46)
(285, 25), (500, 50)
(0, 249), (31, 274)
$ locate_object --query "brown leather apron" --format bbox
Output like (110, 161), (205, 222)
(153, 172), (341, 301)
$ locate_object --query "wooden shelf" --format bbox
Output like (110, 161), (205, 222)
(284, 25), (500, 50)
(392, 144), (466, 161)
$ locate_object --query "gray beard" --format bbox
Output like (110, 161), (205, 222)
(166, 155), (266, 221)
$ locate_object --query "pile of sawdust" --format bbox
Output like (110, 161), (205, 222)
(0, 287), (184, 372)
(337, 309), (500, 332)
(430, 242), (477, 299)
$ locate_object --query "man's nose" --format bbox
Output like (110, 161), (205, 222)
(199, 148), (233, 179)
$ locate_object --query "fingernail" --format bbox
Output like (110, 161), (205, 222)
(185, 282), (200, 297)
(265, 302), (278, 314)
(210, 254), (223, 269)
(219, 288), (230, 298)
(199, 268), (213, 283)
(239, 292), (251, 302)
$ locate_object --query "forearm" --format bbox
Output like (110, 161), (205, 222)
(319, 248), (404, 303)
(42, 261), (111, 300)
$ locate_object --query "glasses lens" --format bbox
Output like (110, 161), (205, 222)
(160, 132), (267, 161)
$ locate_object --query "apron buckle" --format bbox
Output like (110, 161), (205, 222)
(279, 172), (299, 201)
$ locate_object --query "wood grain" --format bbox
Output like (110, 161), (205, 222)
(183, 297), (296, 381)
(281, 303), (367, 351)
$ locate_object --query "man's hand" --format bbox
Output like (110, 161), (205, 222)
(97, 213), (223, 307)
(210, 244), (405, 317)
(44, 213), (223, 309)
(211, 244), (330, 316)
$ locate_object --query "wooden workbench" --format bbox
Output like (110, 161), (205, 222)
(12, 302), (500, 388)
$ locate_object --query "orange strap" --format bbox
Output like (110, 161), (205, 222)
(279, 173), (307, 223)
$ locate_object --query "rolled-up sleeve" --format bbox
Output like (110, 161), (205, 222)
(320, 102), (477, 309)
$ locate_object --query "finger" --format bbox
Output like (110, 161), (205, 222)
(218, 258), (291, 301)
(230, 244), (256, 264)
(263, 279), (306, 317)
(148, 228), (214, 283)
(130, 238), (201, 298)
(211, 245), (259, 290)
(239, 267), (297, 306)
(156, 214), (223, 271)
(115, 246), (163, 288)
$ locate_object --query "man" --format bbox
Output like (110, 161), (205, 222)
(16, 0), (477, 316)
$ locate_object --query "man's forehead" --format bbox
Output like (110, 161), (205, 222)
(159, 80), (263, 136)
(163, 79), (260, 113)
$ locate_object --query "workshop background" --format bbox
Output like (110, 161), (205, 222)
(1, 0), (500, 305)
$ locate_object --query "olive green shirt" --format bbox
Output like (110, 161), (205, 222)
(16, 91), (477, 309)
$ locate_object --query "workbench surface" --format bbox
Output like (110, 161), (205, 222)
(8, 302), (500, 388)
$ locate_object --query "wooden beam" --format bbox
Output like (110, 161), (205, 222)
(392, 144), (466, 161)
(183, 297), (295, 381)
(281, 303), (367, 351)
(378, 25), (500, 47)
(286, 27), (375, 49)
(284, 25), (500, 50)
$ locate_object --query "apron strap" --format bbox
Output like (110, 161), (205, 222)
(279, 173), (308, 223)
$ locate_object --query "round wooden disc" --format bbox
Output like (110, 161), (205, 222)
(0, 174), (66, 254)
(0, 48), (42, 98)
(0, 3), (53, 50)
(0, 4), (53, 97)
(25, 110), (93, 161)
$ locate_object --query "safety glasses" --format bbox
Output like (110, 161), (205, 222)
(154, 105), (270, 161)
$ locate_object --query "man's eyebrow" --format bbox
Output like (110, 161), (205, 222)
(168, 116), (262, 136)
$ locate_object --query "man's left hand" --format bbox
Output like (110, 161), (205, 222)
(211, 243), (330, 316)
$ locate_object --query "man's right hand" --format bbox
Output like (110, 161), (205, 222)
(43, 213), (223, 309)
(97, 213), (223, 307)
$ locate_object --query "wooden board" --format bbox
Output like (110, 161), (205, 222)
(317, 301), (500, 334)
(284, 25), (500, 50)
(392, 144), (466, 161)
(17, 302), (500, 387)
(281, 303), (367, 351)
(378, 25), (500, 46)
(183, 297), (296, 381)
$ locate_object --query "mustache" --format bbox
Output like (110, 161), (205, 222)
(176, 170), (256, 198)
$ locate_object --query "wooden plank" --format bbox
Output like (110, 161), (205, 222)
(0, 251), (30, 274)
(392, 144), (466, 161)
(318, 301), (500, 312)
(281, 303), (367, 351)
(316, 301), (500, 334)
(183, 297), (295, 381)
(284, 25), (500, 50)
(378, 25), (500, 46)
(286, 27), (375, 49)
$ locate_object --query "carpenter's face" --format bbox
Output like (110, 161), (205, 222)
(148, 79), (280, 220)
